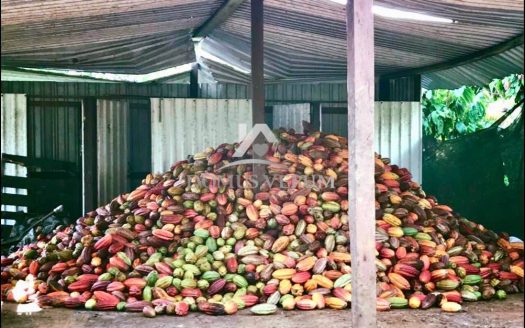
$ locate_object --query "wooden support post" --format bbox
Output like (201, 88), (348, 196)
(346, 1), (377, 327)
(190, 63), (199, 98)
(82, 98), (97, 213)
(251, 0), (265, 187)
(251, 0), (265, 125)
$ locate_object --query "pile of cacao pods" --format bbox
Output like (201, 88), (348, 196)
(1, 129), (523, 317)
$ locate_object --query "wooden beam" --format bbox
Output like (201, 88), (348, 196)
(346, 0), (377, 327)
(82, 98), (98, 212)
(193, 0), (246, 38)
(251, 0), (265, 124)
(189, 63), (199, 98)
(250, 0), (265, 186)
(383, 34), (524, 79)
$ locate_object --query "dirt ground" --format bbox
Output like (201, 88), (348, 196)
(1, 294), (523, 328)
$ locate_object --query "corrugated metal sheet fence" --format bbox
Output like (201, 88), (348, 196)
(273, 103), (311, 133)
(375, 102), (422, 183)
(27, 98), (83, 217)
(28, 99), (82, 165)
(150, 98), (252, 173)
(97, 99), (129, 205)
(321, 102), (422, 182)
(1, 94), (27, 216)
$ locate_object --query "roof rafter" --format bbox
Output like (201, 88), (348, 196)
(382, 34), (524, 79)
(193, 0), (246, 38)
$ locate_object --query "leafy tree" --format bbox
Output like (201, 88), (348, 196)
(422, 74), (524, 141)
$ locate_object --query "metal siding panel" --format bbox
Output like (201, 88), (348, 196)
(379, 102), (391, 158)
(128, 99), (152, 187)
(413, 102), (423, 183)
(150, 98), (253, 173)
(374, 102), (422, 183)
(97, 99), (129, 205)
(27, 98), (81, 165)
(272, 103), (311, 133)
(320, 102), (422, 181)
(150, 98), (160, 173)
(374, 105), (381, 154)
(1, 94), (28, 213)
(390, 103), (401, 166)
(399, 103), (411, 171)
(1, 82), (194, 98)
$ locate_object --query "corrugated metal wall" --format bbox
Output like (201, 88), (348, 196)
(1, 94), (28, 215)
(14, 98), (83, 217)
(4, 80), (429, 101)
(150, 98), (252, 173)
(128, 100), (152, 188)
(28, 99), (82, 165)
(199, 83), (249, 99)
(3, 81), (352, 102)
(97, 99), (129, 205)
(320, 102), (422, 182)
(200, 83), (348, 102)
(273, 103), (311, 133)
(375, 102), (422, 183)
(378, 76), (421, 101)
(2, 82), (190, 98)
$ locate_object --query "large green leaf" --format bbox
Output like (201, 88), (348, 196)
(423, 74), (524, 141)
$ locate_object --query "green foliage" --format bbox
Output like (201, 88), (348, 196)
(422, 74), (524, 141)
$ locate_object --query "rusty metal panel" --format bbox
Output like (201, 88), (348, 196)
(321, 102), (422, 182)
(1, 94), (28, 214)
(150, 98), (252, 173)
(272, 103), (311, 133)
(97, 99), (129, 205)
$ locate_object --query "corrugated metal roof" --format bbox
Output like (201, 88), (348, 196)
(1, 0), (223, 73)
(205, 0), (523, 82)
(1, 69), (117, 83)
(422, 45), (525, 89)
(1, 0), (523, 87)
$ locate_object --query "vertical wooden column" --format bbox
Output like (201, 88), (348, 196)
(251, 0), (265, 124)
(346, 0), (377, 327)
(82, 98), (98, 213)
(251, 0), (265, 187)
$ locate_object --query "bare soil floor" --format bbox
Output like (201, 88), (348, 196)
(1, 294), (523, 328)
